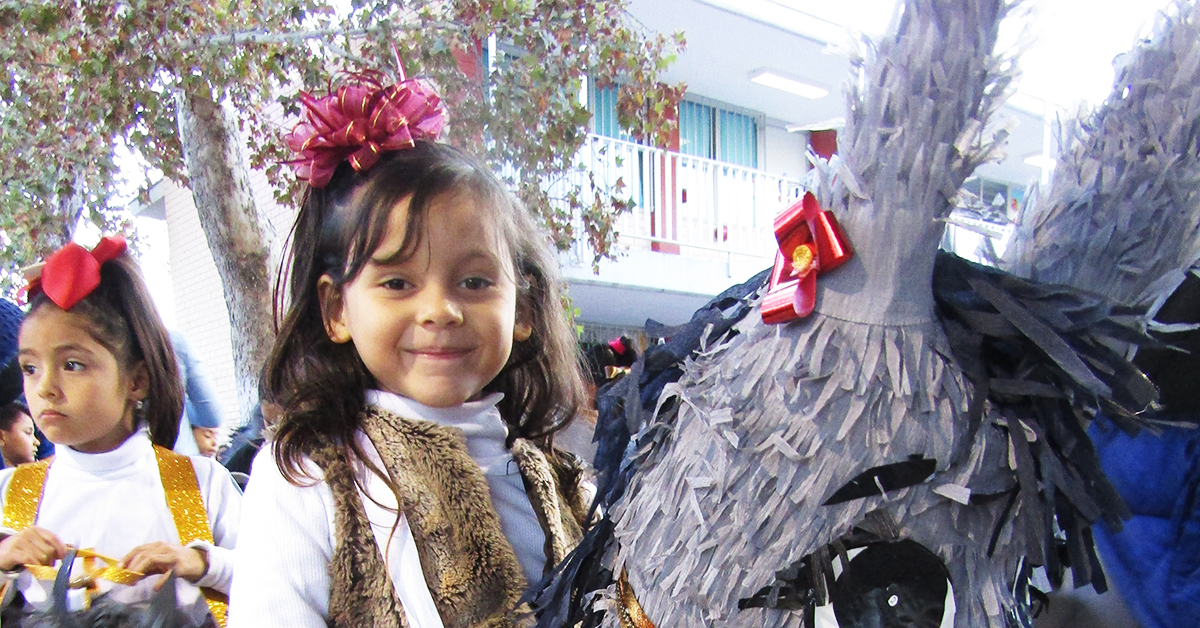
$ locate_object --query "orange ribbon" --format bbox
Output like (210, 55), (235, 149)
(761, 192), (852, 324)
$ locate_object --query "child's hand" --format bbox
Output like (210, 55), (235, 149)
(0, 526), (67, 571)
(121, 542), (208, 582)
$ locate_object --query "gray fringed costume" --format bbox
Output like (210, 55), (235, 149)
(606, 2), (1028, 625)
(526, 2), (1197, 628)
(1002, 4), (1200, 310)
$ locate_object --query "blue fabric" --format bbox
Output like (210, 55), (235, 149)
(1090, 423), (1200, 628)
(170, 330), (225, 429)
(0, 299), (24, 368)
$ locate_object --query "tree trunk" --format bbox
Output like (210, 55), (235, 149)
(49, 170), (86, 250)
(176, 88), (276, 422)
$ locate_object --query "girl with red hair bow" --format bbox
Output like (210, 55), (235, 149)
(0, 237), (240, 626)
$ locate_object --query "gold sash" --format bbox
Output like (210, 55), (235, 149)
(1, 446), (228, 626)
(1, 459), (50, 532)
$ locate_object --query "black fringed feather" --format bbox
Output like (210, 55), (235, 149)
(523, 269), (770, 627)
(932, 251), (1162, 592)
(731, 252), (1161, 620)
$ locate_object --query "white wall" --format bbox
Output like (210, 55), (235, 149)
(763, 123), (807, 180)
(161, 180), (240, 425)
(161, 145), (298, 426)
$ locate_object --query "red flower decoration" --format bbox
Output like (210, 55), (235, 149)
(285, 72), (447, 188)
(761, 193), (853, 324)
(26, 236), (128, 310)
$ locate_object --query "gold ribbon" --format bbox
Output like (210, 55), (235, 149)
(0, 449), (228, 626)
(616, 569), (659, 628)
(25, 548), (145, 596)
(604, 366), (632, 380)
(154, 445), (228, 627)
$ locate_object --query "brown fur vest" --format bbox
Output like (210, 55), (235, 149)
(308, 407), (589, 628)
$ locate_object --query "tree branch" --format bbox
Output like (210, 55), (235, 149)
(182, 21), (464, 51)
(323, 41), (372, 66)
(182, 27), (374, 49)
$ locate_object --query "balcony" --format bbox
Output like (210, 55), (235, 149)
(566, 133), (802, 260)
(555, 134), (1016, 334)
(555, 134), (804, 331)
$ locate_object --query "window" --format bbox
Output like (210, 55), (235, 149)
(678, 98), (759, 169)
(678, 100), (714, 158)
(961, 176), (1023, 222)
(686, 97), (758, 168)
(590, 84), (632, 142)
(590, 86), (761, 169)
(718, 109), (757, 168)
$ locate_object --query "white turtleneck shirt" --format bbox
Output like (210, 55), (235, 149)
(0, 428), (241, 593)
(229, 391), (548, 628)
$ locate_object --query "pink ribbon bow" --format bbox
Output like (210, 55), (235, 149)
(285, 72), (446, 188)
(761, 192), (853, 324)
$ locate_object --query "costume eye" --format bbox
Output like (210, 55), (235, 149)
(461, 277), (494, 290)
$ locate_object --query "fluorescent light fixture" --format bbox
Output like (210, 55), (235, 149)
(786, 118), (846, 133)
(750, 69), (829, 99)
(1023, 154), (1057, 170)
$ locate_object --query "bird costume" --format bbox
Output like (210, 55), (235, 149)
(526, 1), (1196, 627)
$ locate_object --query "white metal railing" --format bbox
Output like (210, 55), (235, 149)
(551, 134), (803, 265)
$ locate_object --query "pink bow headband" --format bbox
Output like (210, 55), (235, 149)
(25, 236), (128, 310)
(284, 70), (447, 188)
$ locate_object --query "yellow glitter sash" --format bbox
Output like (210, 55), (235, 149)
(2, 458), (50, 532)
(1, 447), (228, 626)
(154, 445), (229, 627)
(617, 570), (659, 628)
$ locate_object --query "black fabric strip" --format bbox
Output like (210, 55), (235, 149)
(822, 456), (939, 505)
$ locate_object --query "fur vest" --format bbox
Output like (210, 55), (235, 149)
(308, 407), (589, 628)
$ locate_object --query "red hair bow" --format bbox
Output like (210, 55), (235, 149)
(26, 236), (127, 310)
(285, 71), (446, 188)
(761, 193), (853, 324)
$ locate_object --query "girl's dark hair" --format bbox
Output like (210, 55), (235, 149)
(266, 141), (588, 483)
(25, 254), (184, 448)
(0, 402), (27, 431)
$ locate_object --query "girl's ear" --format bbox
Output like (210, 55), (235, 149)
(318, 275), (352, 344)
(127, 361), (150, 402)
(513, 288), (534, 342)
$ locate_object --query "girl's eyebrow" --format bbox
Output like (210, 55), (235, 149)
(368, 253), (407, 266)
(18, 343), (95, 357)
(453, 249), (503, 265)
(369, 248), (501, 267)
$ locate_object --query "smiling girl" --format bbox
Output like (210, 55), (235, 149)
(229, 73), (592, 628)
(0, 238), (240, 625)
